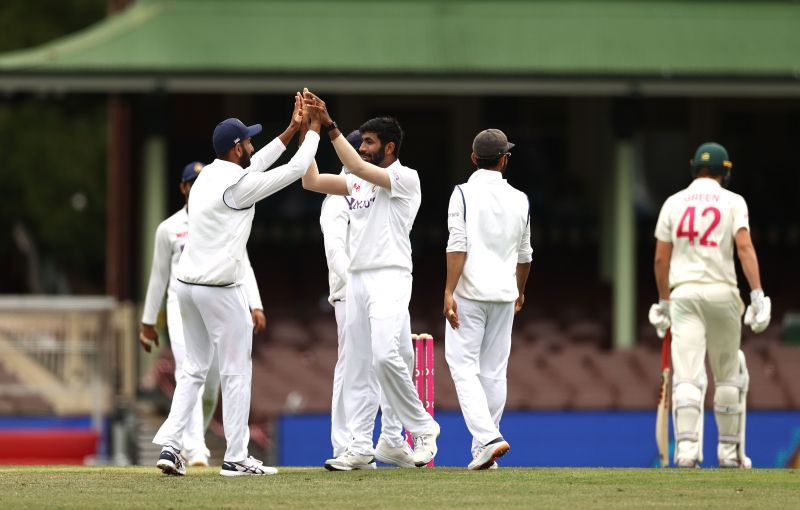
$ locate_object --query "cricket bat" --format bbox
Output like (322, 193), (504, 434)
(655, 329), (671, 467)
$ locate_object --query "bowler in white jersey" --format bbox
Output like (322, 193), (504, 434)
(649, 142), (771, 468)
(140, 161), (266, 467)
(301, 91), (439, 469)
(319, 131), (416, 469)
(153, 94), (323, 476)
(443, 129), (532, 470)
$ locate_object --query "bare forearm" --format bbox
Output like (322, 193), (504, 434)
(653, 240), (673, 300)
(738, 244), (762, 291)
(654, 260), (670, 300)
(445, 252), (466, 295)
(516, 262), (531, 297)
(331, 133), (365, 173)
(277, 124), (299, 147)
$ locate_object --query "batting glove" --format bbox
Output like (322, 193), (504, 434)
(744, 289), (771, 334)
(648, 299), (671, 338)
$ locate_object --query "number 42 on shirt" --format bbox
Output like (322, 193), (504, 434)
(677, 206), (721, 247)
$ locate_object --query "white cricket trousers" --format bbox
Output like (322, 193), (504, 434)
(166, 298), (219, 454)
(153, 281), (253, 463)
(344, 268), (434, 455)
(332, 300), (407, 456)
(445, 295), (513, 453)
(670, 282), (743, 463)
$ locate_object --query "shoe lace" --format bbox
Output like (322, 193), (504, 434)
(246, 456), (263, 466)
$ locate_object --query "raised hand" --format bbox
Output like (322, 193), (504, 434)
(303, 88), (334, 127)
(289, 92), (303, 131)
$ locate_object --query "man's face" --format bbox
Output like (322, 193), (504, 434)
(359, 132), (387, 167)
(237, 138), (255, 168)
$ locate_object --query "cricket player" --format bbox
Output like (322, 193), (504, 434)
(140, 161), (266, 467)
(300, 91), (440, 469)
(320, 130), (415, 469)
(443, 129), (531, 470)
(153, 94), (323, 476)
(649, 142), (771, 468)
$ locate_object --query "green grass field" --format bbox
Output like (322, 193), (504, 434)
(0, 466), (797, 509)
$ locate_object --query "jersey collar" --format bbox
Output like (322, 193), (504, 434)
(469, 168), (504, 182)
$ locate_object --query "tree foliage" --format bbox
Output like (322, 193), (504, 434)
(0, 0), (108, 293)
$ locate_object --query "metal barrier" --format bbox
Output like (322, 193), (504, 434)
(0, 296), (137, 428)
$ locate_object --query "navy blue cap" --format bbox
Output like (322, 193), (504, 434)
(181, 161), (204, 183)
(212, 118), (262, 155)
(346, 130), (362, 150)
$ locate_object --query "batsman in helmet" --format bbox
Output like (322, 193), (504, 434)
(648, 142), (771, 468)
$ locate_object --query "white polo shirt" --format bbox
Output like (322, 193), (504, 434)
(320, 191), (350, 304)
(447, 169), (532, 303)
(141, 207), (263, 325)
(176, 131), (319, 286)
(654, 177), (749, 289)
(344, 159), (420, 273)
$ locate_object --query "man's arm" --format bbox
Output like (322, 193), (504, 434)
(654, 240), (673, 300)
(303, 89), (392, 190)
(321, 197), (350, 281)
(444, 189), (466, 328)
(515, 262), (531, 313)
(735, 228), (762, 292)
(140, 223), (171, 351)
(330, 134), (392, 190)
(515, 211), (533, 313)
(224, 131), (321, 209)
(444, 252), (466, 329)
(302, 159), (349, 196)
(247, 93), (303, 173)
(242, 251), (266, 334)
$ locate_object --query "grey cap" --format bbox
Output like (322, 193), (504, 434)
(472, 129), (515, 158)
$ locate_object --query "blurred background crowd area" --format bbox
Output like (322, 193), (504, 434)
(0, 0), (798, 465)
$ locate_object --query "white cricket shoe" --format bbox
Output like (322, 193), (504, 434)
(220, 456), (278, 476)
(411, 421), (440, 467)
(375, 438), (416, 468)
(719, 456), (752, 469)
(324, 450), (377, 471)
(675, 457), (700, 468)
(467, 438), (510, 470)
(156, 445), (186, 476)
(185, 447), (210, 467)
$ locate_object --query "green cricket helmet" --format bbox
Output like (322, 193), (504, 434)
(690, 142), (732, 180)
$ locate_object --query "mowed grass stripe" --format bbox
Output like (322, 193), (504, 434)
(0, 466), (797, 509)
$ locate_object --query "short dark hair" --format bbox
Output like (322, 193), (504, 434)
(359, 117), (403, 157)
(475, 155), (502, 169)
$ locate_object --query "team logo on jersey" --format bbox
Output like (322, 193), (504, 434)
(353, 182), (361, 191)
(176, 231), (188, 238)
(346, 196), (375, 210)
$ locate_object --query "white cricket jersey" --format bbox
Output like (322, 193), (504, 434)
(344, 159), (420, 273)
(141, 207), (264, 325)
(320, 192), (350, 304)
(654, 177), (749, 289)
(447, 169), (532, 302)
(176, 131), (319, 286)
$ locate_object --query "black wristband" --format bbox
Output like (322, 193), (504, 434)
(327, 120), (338, 131)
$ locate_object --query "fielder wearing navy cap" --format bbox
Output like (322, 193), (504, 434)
(346, 130), (362, 151)
(181, 161), (204, 183)
(212, 118), (263, 156)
